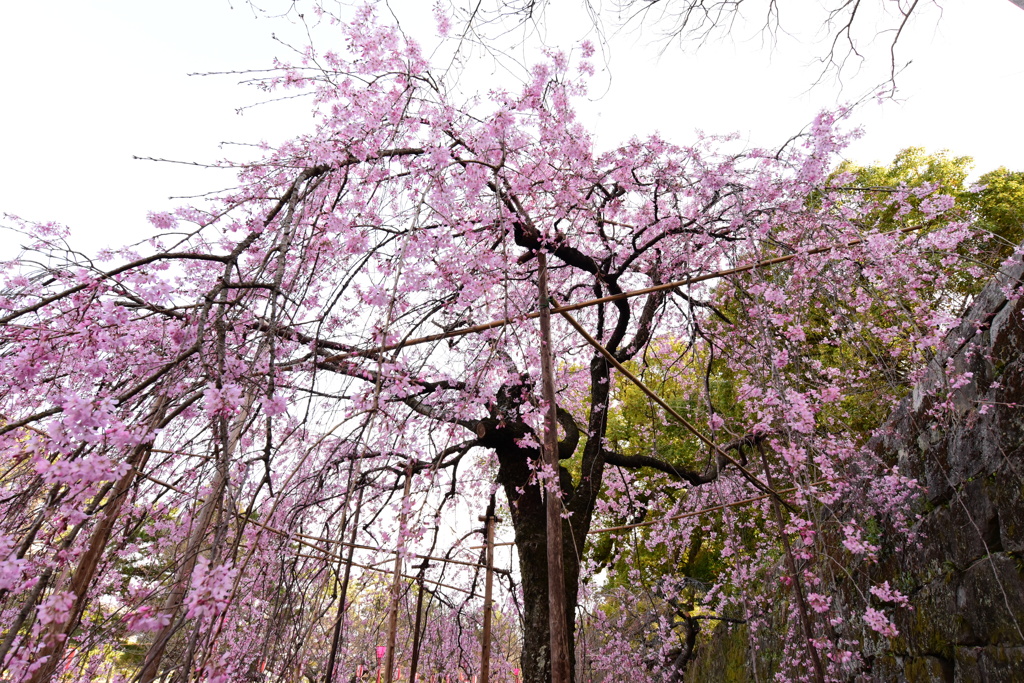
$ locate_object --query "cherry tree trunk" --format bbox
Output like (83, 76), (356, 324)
(487, 432), (581, 683)
(514, 502), (580, 683)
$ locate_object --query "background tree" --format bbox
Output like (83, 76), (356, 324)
(443, 0), (1024, 89)
(837, 147), (1024, 294)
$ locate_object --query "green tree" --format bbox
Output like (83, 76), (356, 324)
(836, 147), (1024, 294)
(967, 166), (1024, 266)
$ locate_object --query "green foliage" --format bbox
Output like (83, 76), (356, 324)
(835, 147), (973, 230)
(836, 147), (1024, 294)
(591, 146), (1024, 676)
(966, 166), (1024, 266)
(604, 344), (742, 473)
(590, 342), (752, 604)
(115, 641), (150, 669)
(776, 148), (1024, 437)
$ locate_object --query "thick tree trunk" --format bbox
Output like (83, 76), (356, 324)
(475, 342), (613, 683)
(513, 506), (580, 683)
(483, 426), (580, 683)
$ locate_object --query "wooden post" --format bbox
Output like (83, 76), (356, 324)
(537, 251), (571, 683)
(478, 497), (500, 683)
(383, 463), (414, 683)
(325, 476), (365, 682)
(408, 560), (431, 683)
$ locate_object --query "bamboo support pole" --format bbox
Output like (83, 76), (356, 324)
(140, 454), (824, 602)
(293, 553), (477, 596)
(537, 252), (572, 683)
(151, 448), (214, 460)
(383, 464), (414, 683)
(478, 499), (500, 683)
(471, 480), (831, 549)
(134, 469), (498, 573)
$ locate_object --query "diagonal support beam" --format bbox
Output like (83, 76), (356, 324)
(554, 300), (796, 513)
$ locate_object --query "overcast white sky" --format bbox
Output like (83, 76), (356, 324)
(1, 0), (1023, 255)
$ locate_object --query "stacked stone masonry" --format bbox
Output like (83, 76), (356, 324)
(866, 258), (1024, 682)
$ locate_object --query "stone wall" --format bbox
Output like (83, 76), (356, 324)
(861, 259), (1024, 682)
(684, 259), (1024, 682)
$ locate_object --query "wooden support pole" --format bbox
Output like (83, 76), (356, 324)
(408, 560), (431, 683)
(326, 225), (928, 363)
(293, 553), (478, 597)
(471, 481), (832, 550)
(383, 464), (414, 683)
(537, 252), (572, 683)
(478, 497), (500, 683)
(325, 477), (365, 682)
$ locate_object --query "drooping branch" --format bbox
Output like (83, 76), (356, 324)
(600, 433), (759, 487)
(555, 299), (787, 506)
